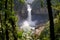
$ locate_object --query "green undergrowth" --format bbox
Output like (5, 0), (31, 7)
(17, 15), (60, 40)
(39, 15), (60, 40)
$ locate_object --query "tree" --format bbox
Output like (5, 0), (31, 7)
(47, 0), (55, 40)
(0, 0), (6, 40)
(51, 0), (60, 17)
(0, 0), (18, 40)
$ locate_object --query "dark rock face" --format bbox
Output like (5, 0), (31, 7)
(18, 5), (27, 20)
(31, 0), (48, 14)
(31, 8), (48, 14)
(14, 0), (27, 20)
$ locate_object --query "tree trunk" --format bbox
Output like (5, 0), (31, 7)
(5, 0), (9, 40)
(46, 0), (55, 40)
(11, 0), (17, 40)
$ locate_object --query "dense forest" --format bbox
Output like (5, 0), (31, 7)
(0, 0), (60, 40)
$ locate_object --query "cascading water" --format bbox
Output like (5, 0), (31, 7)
(20, 4), (37, 32)
(20, 4), (36, 32)
(27, 4), (32, 22)
(26, 4), (37, 27)
(20, 0), (36, 32)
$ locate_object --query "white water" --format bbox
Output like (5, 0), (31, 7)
(27, 4), (32, 22)
(20, 4), (36, 32)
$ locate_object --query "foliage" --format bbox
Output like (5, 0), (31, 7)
(0, 0), (18, 40)
(40, 0), (44, 8)
(17, 29), (32, 40)
(17, 29), (40, 40)
(39, 17), (60, 40)
(39, 22), (50, 40)
(18, 0), (25, 4)
(54, 14), (60, 40)
(51, 0), (60, 10)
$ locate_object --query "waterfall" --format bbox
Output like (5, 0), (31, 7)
(20, 4), (35, 32)
(27, 4), (32, 22)
(20, 0), (36, 32)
